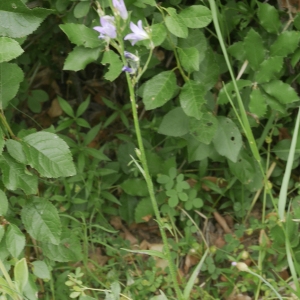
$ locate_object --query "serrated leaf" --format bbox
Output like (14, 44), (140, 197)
(218, 80), (252, 105)
(178, 48), (200, 73)
(0, 62), (24, 108)
(142, 71), (178, 110)
(22, 131), (76, 178)
(165, 8), (188, 38)
(262, 80), (299, 104)
(101, 50), (122, 81)
(179, 81), (205, 119)
(193, 48), (219, 91)
(179, 5), (212, 28)
(249, 88), (267, 118)
(228, 149), (256, 186)
(212, 117), (242, 162)
(151, 23), (167, 46)
(121, 178), (149, 196)
(270, 31), (300, 57)
(32, 261), (50, 280)
(21, 198), (61, 245)
(84, 147), (110, 161)
(14, 258), (28, 293)
(0, 190), (8, 217)
(0, 153), (38, 195)
(0, 0), (52, 38)
(244, 29), (265, 70)
(158, 107), (189, 137)
(178, 30), (207, 55)
(6, 224), (25, 258)
(0, 37), (24, 62)
(135, 198), (154, 223)
(6, 139), (27, 164)
(189, 111), (218, 144)
(63, 46), (102, 71)
(185, 135), (210, 162)
(255, 56), (283, 83)
(228, 41), (245, 61)
(40, 228), (82, 262)
(257, 3), (281, 34)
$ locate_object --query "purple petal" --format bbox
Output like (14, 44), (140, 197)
(112, 0), (128, 20)
(124, 21), (149, 45)
(93, 16), (117, 39)
(122, 66), (133, 73)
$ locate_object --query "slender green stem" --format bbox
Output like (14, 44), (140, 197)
(124, 72), (183, 299)
(0, 111), (15, 139)
(0, 259), (19, 300)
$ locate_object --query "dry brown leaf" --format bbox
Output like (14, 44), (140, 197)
(47, 98), (63, 118)
(184, 253), (199, 274)
(213, 211), (232, 234)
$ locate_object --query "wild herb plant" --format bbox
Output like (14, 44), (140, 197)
(2, 0), (300, 299)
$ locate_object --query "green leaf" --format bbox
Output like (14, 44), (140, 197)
(218, 80), (252, 105)
(40, 228), (82, 262)
(83, 123), (102, 146)
(0, 190), (8, 217)
(14, 258), (28, 293)
(179, 81), (205, 119)
(101, 50), (122, 81)
(28, 89), (49, 113)
(32, 261), (51, 280)
(21, 198), (61, 245)
(257, 2), (281, 34)
(189, 111), (218, 144)
(262, 80), (299, 104)
(73, 1), (90, 18)
(135, 198), (154, 223)
(60, 23), (101, 48)
(0, 225), (4, 244)
(0, 62), (24, 108)
(0, 153), (38, 195)
(228, 149), (256, 186)
(212, 117), (242, 162)
(228, 41), (245, 61)
(151, 23), (167, 46)
(0, 0), (52, 38)
(142, 71), (178, 110)
(57, 96), (74, 117)
(120, 248), (167, 259)
(255, 56), (283, 83)
(179, 5), (212, 28)
(121, 178), (149, 197)
(84, 148), (110, 161)
(244, 29), (265, 70)
(76, 96), (90, 117)
(249, 88), (267, 118)
(178, 48), (200, 73)
(193, 48), (219, 91)
(270, 31), (300, 57)
(0, 37), (24, 62)
(178, 30), (207, 57)
(23, 132), (76, 178)
(75, 118), (91, 128)
(6, 224), (25, 258)
(63, 46), (102, 71)
(185, 136), (210, 162)
(158, 107), (189, 137)
(165, 8), (188, 38)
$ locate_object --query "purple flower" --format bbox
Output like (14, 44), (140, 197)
(124, 51), (139, 62)
(124, 20), (149, 45)
(93, 16), (117, 40)
(112, 0), (128, 20)
(122, 66), (134, 73)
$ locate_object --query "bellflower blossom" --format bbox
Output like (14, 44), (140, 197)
(122, 51), (139, 74)
(124, 20), (149, 45)
(93, 16), (117, 40)
(112, 0), (128, 20)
